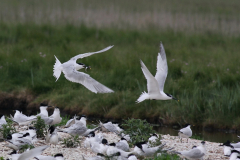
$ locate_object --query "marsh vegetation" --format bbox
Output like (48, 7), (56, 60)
(0, 0), (240, 130)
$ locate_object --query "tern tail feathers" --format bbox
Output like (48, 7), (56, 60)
(53, 55), (62, 81)
(136, 91), (149, 103)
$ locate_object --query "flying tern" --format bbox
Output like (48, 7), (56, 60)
(53, 46), (114, 93)
(136, 42), (178, 103)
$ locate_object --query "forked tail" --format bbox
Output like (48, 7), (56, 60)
(53, 55), (62, 81)
(136, 91), (149, 103)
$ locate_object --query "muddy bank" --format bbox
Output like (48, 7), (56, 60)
(0, 91), (239, 134)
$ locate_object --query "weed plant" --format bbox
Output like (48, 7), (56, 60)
(0, 117), (16, 139)
(31, 116), (47, 138)
(122, 118), (156, 145)
(19, 144), (35, 153)
(145, 153), (180, 160)
(61, 135), (81, 148)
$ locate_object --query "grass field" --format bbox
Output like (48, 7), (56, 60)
(0, 0), (240, 129)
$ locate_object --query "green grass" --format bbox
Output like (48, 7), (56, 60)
(0, 24), (240, 129)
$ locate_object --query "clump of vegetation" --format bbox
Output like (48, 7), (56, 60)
(0, 117), (16, 139)
(122, 118), (157, 145)
(31, 116), (47, 138)
(19, 144), (35, 153)
(145, 153), (180, 160)
(61, 135), (81, 148)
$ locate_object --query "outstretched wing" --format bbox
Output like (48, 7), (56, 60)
(62, 65), (114, 93)
(70, 45), (114, 61)
(155, 42), (168, 92)
(140, 60), (160, 95)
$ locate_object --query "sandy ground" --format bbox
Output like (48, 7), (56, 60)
(0, 127), (228, 160)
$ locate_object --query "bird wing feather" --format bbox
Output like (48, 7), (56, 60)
(70, 45), (114, 61)
(62, 65), (114, 93)
(155, 42), (168, 92)
(140, 60), (160, 95)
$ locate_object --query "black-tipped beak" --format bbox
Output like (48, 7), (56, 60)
(172, 97), (179, 101)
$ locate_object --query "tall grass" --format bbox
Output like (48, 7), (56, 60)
(0, 0), (240, 35)
(0, 24), (240, 129)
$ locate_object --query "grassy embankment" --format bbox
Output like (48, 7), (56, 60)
(0, 24), (240, 129)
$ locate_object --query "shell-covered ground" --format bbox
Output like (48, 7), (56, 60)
(0, 125), (228, 160)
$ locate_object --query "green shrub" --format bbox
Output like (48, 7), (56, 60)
(61, 135), (81, 148)
(0, 117), (16, 139)
(122, 118), (158, 145)
(31, 116), (47, 138)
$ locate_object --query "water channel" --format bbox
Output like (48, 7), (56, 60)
(0, 108), (239, 144)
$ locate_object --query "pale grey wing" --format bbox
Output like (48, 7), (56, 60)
(62, 65), (114, 93)
(70, 45), (114, 61)
(18, 145), (49, 160)
(181, 148), (204, 159)
(154, 42), (168, 92)
(65, 118), (75, 128)
(35, 155), (55, 160)
(179, 127), (191, 136)
(140, 60), (161, 95)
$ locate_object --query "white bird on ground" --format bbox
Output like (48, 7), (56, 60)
(15, 145), (49, 160)
(82, 153), (105, 160)
(10, 110), (37, 126)
(84, 131), (104, 148)
(178, 124), (192, 143)
(116, 138), (129, 152)
(53, 46), (114, 93)
(127, 154), (138, 160)
(6, 132), (33, 148)
(147, 133), (159, 146)
(64, 115), (79, 128)
(58, 118), (87, 136)
(133, 142), (165, 157)
(229, 150), (240, 160)
(49, 107), (62, 125)
(35, 153), (65, 160)
(90, 138), (109, 154)
(220, 140), (235, 156)
(174, 141), (206, 160)
(37, 103), (51, 117)
(136, 42), (178, 103)
(45, 126), (59, 146)
(106, 143), (133, 159)
(0, 115), (7, 128)
(99, 121), (119, 134)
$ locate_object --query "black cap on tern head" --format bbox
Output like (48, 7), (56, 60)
(54, 153), (64, 158)
(49, 126), (55, 134)
(192, 145), (197, 149)
(23, 132), (30, 137)
(9, 150), (17, 155)
(121, 137), (127, 141)
(28, 126), (36, 130)
(97, 153), (105, 157)
(88, 131), (95, 137)
(40, 103), (47, 106)
(7, 134), (12, 140)
(231, 150), (240, 154)
(102, 139), (108, 145)
(109, 143), (116, 146)
(201, 141), (205, 145)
